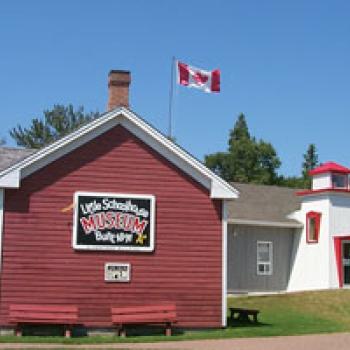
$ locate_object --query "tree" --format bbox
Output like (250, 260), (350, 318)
(276, 144), (319, 189)
(255, 140), (281, 184)
(205, 113), (281, 184)
(205, 152), (229, 178)
(228, 113), (250, 146)
(276, 175), (306, 189)
(10, 104), (99, 149)
(302, 143), (319, 188)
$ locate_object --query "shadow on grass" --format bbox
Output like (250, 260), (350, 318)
(227, 318), (272, 329)
(120, 325), (185, 337)
(20, 324), (185, 338)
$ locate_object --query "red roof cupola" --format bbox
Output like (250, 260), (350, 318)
(309, 162), (350, 176)
(297, 161), (350, 196)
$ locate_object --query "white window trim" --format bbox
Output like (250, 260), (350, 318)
(257, 241), (273, 276)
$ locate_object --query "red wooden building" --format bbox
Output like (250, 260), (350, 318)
(0, 71), (238, 331)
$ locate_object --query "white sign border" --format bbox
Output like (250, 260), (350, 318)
(104, 262), (131, 282)
(72, 191), (155, 252)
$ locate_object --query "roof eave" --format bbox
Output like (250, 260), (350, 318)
(211, 180), (239, 199)
(0, 170), (20, 188)
(228, 218), (303, 229)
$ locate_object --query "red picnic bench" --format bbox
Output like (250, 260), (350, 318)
(9, 304), (79, 338)
(111, 304), (177, 337)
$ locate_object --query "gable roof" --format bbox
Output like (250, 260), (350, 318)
(0, 147), (35, 172)
(0, 107), (238, 199)
(228, 182), (303, 228)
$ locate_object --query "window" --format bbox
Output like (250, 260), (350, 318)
(332, 174), (348, 189)
(257, 241), (273, 275)
(306, 211), (321, 243)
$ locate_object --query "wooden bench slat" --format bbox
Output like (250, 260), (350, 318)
(112, 311), (177, 324)
(11, 319), (77, 325)
(111, 304), (176, 315)
(230, 307), (259, 313)
(10, 305), (78, 313)
(10, 312), (78, 321)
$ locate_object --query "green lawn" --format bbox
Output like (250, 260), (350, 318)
(1, 290), (349, 344)
(227, 289), (350, 337)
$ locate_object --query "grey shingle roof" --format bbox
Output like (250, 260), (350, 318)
(0, 147), (36, 172)
(228, 182), (303, 226)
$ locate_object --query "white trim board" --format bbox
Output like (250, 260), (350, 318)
(228, 218), (303, 229)
(0, 107), (238, 200)
(0, 190), (3, 273)
(222, 200), (228, 327)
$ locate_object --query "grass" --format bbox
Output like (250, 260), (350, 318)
(227, 289), (350, 337)
(0, 289), (349, 344)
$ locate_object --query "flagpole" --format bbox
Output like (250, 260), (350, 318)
(168, 56), (176, 139)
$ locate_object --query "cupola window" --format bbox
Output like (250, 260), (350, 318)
(332, 174), (348, 189)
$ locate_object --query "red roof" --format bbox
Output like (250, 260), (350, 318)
(309, 162), (350, 175)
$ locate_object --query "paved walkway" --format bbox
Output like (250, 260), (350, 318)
(0, 333), (349, 350)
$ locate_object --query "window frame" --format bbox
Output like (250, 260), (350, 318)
(256, 241), (273, 276)
(306, 211), (321, 244)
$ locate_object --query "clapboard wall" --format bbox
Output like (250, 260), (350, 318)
(227, 225), (294, 292)
(0, 125), (222, 328)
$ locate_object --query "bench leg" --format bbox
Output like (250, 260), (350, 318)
(253, 314), (258, 323)
(15, 326), (22, 337)
(229, 311), (236, 326)
(165, 323), (172, 336)
(64, 327), (72, 338)
(119, 327), (126, 337)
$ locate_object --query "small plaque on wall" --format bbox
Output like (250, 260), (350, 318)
(105, 263), (131, 282)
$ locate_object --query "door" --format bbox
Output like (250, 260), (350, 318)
(342, 241), (350, 286)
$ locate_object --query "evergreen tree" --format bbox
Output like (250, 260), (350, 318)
(10, 104), (99, 149)
(205, 113), (281, 184)
(302, 143), (319, 188)
(228, 113), (250, 147)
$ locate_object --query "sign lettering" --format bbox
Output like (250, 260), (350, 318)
(73, 192), (155, 251)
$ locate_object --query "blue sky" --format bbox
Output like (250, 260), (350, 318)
(1, 0), (349, 176)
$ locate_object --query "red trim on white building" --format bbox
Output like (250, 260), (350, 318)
(306, 211), (321, 244)
(296, 188), (350, 196)
(334, 236), (350, 287)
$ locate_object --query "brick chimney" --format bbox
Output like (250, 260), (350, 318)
(107, 70), (131, 110)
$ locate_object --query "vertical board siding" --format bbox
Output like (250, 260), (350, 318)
(227, 225), (294, 292)
(0, 126), (222, 328)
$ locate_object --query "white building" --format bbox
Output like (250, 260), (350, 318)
(228, 161), (350, 293)
(289, 161), (350, 291)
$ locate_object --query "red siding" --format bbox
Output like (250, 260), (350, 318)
(0, 125), (222, 328)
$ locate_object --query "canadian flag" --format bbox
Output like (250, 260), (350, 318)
(177, 61), (220, 93)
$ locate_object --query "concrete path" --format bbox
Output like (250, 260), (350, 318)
(0, 333), (348, 350)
